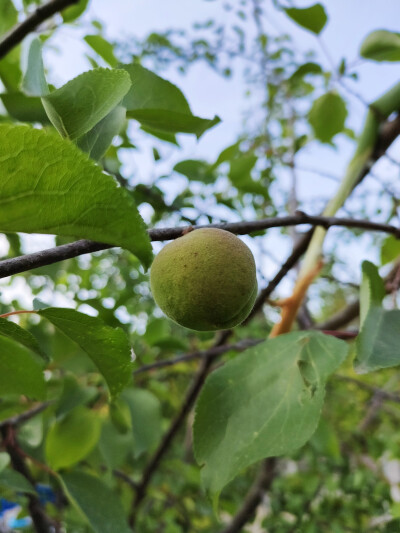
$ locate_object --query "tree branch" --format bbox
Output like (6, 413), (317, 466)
(0, 0), (80, 61)
(221, 458), (277, 533)
(0, 402), (52, 429)
(2, 212), (400, 279)
(0, 426), (56, 533)
(133, 339), (262, 375)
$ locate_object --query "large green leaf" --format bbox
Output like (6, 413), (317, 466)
(193, 331), (348, 497)
(284, 4), (327, 35)
(309, 92), (347, 143)
(42, 68), (131, 139)
(123, 388), (162, 457)
(360, 30), (400, 62)
(355, 307), (400, 374)
(21, 37), (49, 97)
(0, 93), (50, 123)
(122, 63), (220, 137)
(84, 34), (118, 67)
(0, 317), (47, 361)
(61, 471), (131, 533)
(46, 406), (101, 470)
(39, 308), (133, 399)
(77, 105), (126, 160)
(359, 261), (385, 327)
(0, 124), (152, 267)
(0, 336), (46, 400)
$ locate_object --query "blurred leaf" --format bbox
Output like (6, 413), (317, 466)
(289, 62), (323, 81)
(46, 406), (101, 470)
(61, 471), (131, 533)
(40, 308), (134, 400)
(0, 453), (10, 473)
(0, 336), (45, 399)
(355, 306), (400, 374)
(359, 261), (385, 327)
(85, 34), (118, 67)
(381, 235), (400, 265)
(0, 0), (17, 37)
(174, 159), (217, 184)
(310, 418), (341, 460)
(77, 105), (126, 160)
(0, 317), (47, 361)
(284, 4), (327, 35)
(123, 388), (162, 457)
(56, 375), (98, 418)
(98, 420), (133, 469)
(360, 30), (400, 62)
(309, 92), (347, 143)
(194, 331), (348, 498)
(0, 469), (36, 494)
(122, 63), (220, 137)
(42, 68), (131, 140)
(212, 141), (241, 168)
(141, 125), (178, 145)
(62, 0), (90, 22)
(21, 37), (49, 97)
(0, 93), (50, 123)
(0, 124), (152, 268)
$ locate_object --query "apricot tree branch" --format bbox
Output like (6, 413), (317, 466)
(1, 213), (400, 279)
(0, 402), (53, 429)
(0, 0), (79, 60)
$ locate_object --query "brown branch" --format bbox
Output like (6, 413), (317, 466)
(0, 0), (80, 61)
(133, 339), (262, 375)
(221, 458), (277, 533)
(0, 426), (56, 533)
(0, 402), (52, 429)
(335, 375), (400, 404)
(1, 213), (400, 279)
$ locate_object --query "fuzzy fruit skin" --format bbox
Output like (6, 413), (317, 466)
(150, 228), (257, 331)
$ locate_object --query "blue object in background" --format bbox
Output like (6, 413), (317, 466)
(36, 484), (56, 505)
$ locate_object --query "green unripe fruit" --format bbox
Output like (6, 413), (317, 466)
(150, 228), (257, 331)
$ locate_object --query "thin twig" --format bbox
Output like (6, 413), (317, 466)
(0, 402), (53, 429)
(1, 212), (400, 279)
(0, 0), (80, 60)
(133, 339), (263, 375)
(0, 426), (56, 533)
(221, 458), (277, 533)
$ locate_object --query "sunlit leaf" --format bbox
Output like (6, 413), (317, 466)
(0, 124), (152, 268)
(284, 4), (327, 35)
(360, 30), (400, 62)
(309, 92), (347, 143)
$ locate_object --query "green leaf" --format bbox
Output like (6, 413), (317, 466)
(360, 30), (400, 62)
(122, 63), (220, 137)
(309, 92), (347, 143)
(61, 471), (131, 533)
(77, 105), (126, 160)
(0, 336), (46, 400)
(0, 317), (47, 361)
(0, 469), (36, 495)
(0, 0), (17, 38)
(46, 406), (101, 470)
(123, 389), (162, 457)
(21, 37), (49, 97)
(193, 331), (348, 497)
(284, 4), (328, 35)
(228, 155), (267, 196)
(85, 35), (118, 67)
(381, 235), (400, 265)
(211, 141), (241, 168)
(39, 308), (133, 399)
(174, 159), (217, 184)
(0, 93), (50, 123)
(289, 62), (323, 81)
(141, 126), (179, 145)
(359, 261), (385, 327)
(0, 453), (10, 473)
(42, 68), (131, 140)
(355, 307), (400, 374)
(56, 375), (98, 418)
(0, 124), (152, 268)
(62, 0), (90, 22)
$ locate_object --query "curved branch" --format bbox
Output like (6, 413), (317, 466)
(1, 213), (399, 279)
(0, 0), (80, 60)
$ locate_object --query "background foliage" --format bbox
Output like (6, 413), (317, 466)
(1, 1), (400, 532)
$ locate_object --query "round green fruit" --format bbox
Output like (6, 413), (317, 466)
(150, 228), (257, 331)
